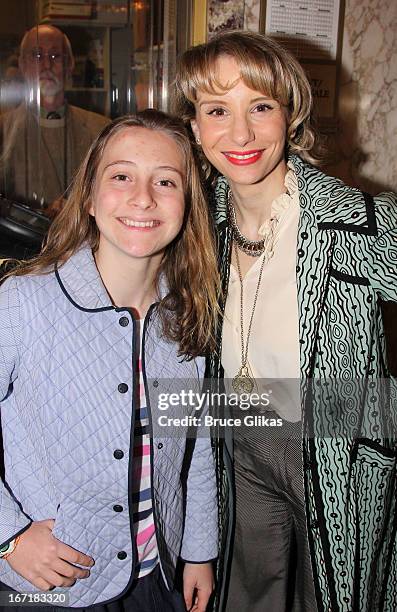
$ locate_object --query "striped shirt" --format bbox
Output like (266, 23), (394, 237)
(132, 322), (158, 577)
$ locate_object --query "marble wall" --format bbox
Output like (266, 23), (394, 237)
(244, 0), (261, 30)
(206, 0), (397, 194)
(326, 0), (397, 194)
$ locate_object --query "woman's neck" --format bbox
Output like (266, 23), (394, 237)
(228, 160), (288, 240)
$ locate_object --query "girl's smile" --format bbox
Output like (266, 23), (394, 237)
(89, 126), (185, 270)
(118, 217), (161, 228)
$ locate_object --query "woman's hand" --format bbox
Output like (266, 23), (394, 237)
(183, 562), (214, 612)
(6, 519), (94, 591)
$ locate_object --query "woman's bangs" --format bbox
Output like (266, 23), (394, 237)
(240, 58), (289, 106)
(181, 47), (291, 108)
(184, 63), (237, 101)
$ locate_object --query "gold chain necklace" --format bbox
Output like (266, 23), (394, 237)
(230, 182), (291, 392)
(228, 190), (265, 257)
(232, 242), (267, 394)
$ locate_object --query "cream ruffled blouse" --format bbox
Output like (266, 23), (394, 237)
(221, 165), (301, 422)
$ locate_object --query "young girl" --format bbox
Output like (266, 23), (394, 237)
(0, 110), (219, 612)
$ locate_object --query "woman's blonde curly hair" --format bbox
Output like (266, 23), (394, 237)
(173, 30), (321, 174)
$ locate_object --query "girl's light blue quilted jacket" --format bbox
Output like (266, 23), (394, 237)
(0, 245), (218, 607)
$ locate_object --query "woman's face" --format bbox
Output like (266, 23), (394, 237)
(90, 126), (185, 268)
(191, 55), (288, 188)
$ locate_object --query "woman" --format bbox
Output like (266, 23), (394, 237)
(0, 110), (218, 612)
(173, 30), (397, 612)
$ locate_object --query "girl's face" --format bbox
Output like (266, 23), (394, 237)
(90, 126), (185, 267)
(191, 55), (288, 189)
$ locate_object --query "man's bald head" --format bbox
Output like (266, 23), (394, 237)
(18, 25), (75, 109)
(19, 25), (74, 70)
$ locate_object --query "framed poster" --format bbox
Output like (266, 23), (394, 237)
(263, 0), (342, 61)
(193, 0), (262, 44)
(263, 0), (344, 129)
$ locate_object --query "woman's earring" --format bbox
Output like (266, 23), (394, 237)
(196, 137), (201, 145)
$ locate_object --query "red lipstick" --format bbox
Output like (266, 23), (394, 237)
(222, 150), (263, 166)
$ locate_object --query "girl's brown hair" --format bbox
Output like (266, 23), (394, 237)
(173, 30), (320, 168)
(6, 110), (219, 358)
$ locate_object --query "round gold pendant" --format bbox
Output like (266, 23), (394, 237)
(232, 368), (254, 394)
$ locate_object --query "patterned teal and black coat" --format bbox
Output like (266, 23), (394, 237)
(209, 154), (397, 612)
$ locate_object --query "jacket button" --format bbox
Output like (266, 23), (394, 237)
(113, 504), (123, 512)
(117, 551), (127, 560)
(153, 380), (159, 388)
(119, 316), (129, 327)
(157, 443), (163, 449)
(113, 449), (124, 460)
(118, 383), (128, 393)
